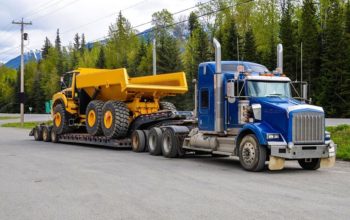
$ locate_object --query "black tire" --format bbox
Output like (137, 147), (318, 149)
(85, 100), (104, 136)
(239, 134), (266, 172)
(160, 102), (176, 111)
(101, 101), (129, 139)
(161, 128), (179, 158)
(131, 130), (146, 152)
(51, 128), (59, 143)
(33, 126), (43, 141)
(148, 127), (163, 156)
(143, 130), (150, 152)
(298, 158), (321, 170)
(42, 126), (52, 142)
(53, 104), (69, 135)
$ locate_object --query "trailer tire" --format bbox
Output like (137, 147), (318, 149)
(102, 101), (129, 139)
(86, 100), (104, 136)
(160, 102), (176, 111)
(239, 134), (266, 172)
(33, 126), (43, 141)
(161, 128), (179, 158)
(298, 158), (321, 170)
(131, 130), (146, 152)
(53, 104), (70, 135)
(42, 126), (52, 142)
(143, 130), (150, 152)
(51, 128), (59, 143)
(148, 127), (163, 156)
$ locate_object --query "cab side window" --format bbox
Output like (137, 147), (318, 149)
(200, 89), (209, 109)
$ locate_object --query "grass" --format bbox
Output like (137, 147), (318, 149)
(1, 121), (51, 129)
(327, 124), (350, 161)
(0, 116), (19, 120)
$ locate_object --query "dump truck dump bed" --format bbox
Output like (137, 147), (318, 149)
(75, 68), (188, 101)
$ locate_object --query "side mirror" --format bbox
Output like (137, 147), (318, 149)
(60, 77), (67, 90)
(227, 79), (236, 103)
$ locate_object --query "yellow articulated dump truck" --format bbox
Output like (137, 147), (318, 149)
(31, 67), (191, 152)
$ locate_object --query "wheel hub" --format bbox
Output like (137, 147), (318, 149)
(87, 110), (96, 127)
(242, 142), (256, 165)
(104, 110), (113, 129)
(54, 112), (61, 127)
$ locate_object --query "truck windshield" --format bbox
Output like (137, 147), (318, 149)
(247, 80), (291, 98)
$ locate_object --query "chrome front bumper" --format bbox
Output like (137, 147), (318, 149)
(268, 141), (336, 160)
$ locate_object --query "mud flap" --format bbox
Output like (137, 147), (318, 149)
(320, 156), (336, 168)
(268, 156), (285, 170)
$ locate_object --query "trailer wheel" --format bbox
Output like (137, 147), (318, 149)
(102, 101), (129, 139)
(51, 128), (59, 143)
(148, 127), (163, 156)
(85, 100), (104, 136)
(42, 126), (52, 142)
(239, 134), (266, 172)
(161, 128), (179, 158)
(131, 130), (146, 152)
(298, 158), (321, 170)
(160, 102), (176, 111)
(53, 104), (69, 134)
(33, 126), (43, 141)
(143, 130), (150, 152)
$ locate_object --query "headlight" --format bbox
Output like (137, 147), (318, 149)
(267, 133), (280, 140)
(325, 131), (331, 140)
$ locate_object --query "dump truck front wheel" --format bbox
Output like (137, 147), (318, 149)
(53, 104), (69, 134)
(101, 101), (129, 139)
(160, 102), (176, 111)
(86, 100), (104, 136)
(298, 158), (321, 170)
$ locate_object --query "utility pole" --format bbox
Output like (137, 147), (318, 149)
(12, 18), (32, 127)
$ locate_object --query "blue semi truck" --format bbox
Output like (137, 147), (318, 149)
(143, 38), (336, 171)
(32, 38), (336, 172)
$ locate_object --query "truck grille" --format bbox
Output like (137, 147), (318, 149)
(292, 112), (324, 144)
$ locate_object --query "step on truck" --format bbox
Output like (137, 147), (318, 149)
(31, 38), (336, 172)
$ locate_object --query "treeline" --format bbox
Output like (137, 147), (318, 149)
(0, 0), (350, 117)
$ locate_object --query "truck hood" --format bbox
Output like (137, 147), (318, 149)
(250, 97), (324, 142)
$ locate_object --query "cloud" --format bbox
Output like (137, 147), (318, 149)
(0, 0), (204, 63)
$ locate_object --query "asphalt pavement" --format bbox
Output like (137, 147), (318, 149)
(0, 125), (349, 220)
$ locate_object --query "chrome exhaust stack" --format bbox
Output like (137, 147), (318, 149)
(277, 44), (283, 73)
(213, 38), (224, 134)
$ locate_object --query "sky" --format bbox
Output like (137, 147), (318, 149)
(0, 0), (204, 63)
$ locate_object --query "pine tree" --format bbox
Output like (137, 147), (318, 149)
(243, 28), (257, 62)
(300, 0), (320, 100)
(219, 13), (239, 60)
(279, 1), (297, 79)
(319, 0), (346, 116)
(54, 29), (64, 75)
(188, 12), (200, 36)
(80, 33), (86, 55)
(74, 33), (80, 51)
(41, 37), (52, 59)
(55, 29), (61, 52)
(96, 47), (106, 68)
(344, 1), (350, 116)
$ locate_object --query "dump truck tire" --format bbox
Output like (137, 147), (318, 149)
(160, 102), (176, 111)
(85, 100), (104, 136)
(101, 101), (129, 139)
(239, 134), (266, 172)
(148, 127), (163, 156)
(298, 158), (321, 170)
(161, 128), (179, 158)
(42, 126), (52, 142)
(33, 126), (43, 141)
(53, 104), (69, 134)
(131, 130), (146, 152)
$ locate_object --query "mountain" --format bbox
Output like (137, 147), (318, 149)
(4, 50), (42, 69)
